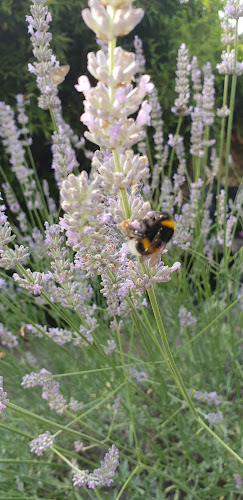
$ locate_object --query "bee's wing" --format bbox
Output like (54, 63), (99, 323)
(144, 229), (165, 255)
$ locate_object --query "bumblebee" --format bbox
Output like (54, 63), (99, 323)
(121, 212), (175, 257)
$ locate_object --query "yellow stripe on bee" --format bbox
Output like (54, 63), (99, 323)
(161, 219), (175, 230)
(142, 238), (151, 250)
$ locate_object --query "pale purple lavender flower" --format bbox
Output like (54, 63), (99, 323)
(0, 278), (6, 288)
(87, 445), (119, 489)
(0, 323), (18, 348)
(74, 441), (85, 452)
(69, 397), (83, 412)
(202, 62), (215, 126)
(189, 179), (204, 224)
(234, 474), (243, 490)
(134, 35), (146, 74)
(22, 368), (52, 388)
(217, 50), (243, 75)
(225, 1), (243, 20)
(22, 368), (67, 414)
(73, 469), (89, 487)
(0, 245), (29, 270)
(216, 189), (226, 245)
(29, 431), (54, 456)
(42, 180), (58, 219)
(190, 107), (205, 158)
(104, 339), (116, 355)
(112, 394), (121, 411)
(178, 306), (197, 327)
(226, 215), (237, 247)
(221, 18), (236, 45)
(191, 56), (202, 100)
(173, 213), (192, 249)
(51, 128), (79, 185)
(46, 327), (73, 345)
(172, 43), (191, 116)
(2, 182), (28, 232)
(16, 94), (32, 146)
(0, 102), (35, 188)
(26, 1), (60, 110)
(205, 411), (223, 424)
(0, 376), (9, 413)
(73, 445), (119, 489)
(149, 87), (166, 166)
(193, 390), (222, 406)
(129, 366), (148, 382)
(13, 269), (47, 296)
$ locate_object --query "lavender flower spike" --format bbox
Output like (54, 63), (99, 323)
(73, 445), (119, 489)
(172, 43), (191, 116)
(29, 431), (54, 456)
(0, 376), (9, 414)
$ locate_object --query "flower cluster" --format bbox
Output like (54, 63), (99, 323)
(0, 376), (9, 414)
(29, 431), (54, 456)
(0, 323), (18, 348)
(178, 306), (197, 328)
(73, 445), (119, 489)
(22, 368), (67, 414)
(172, 43), (191, 116)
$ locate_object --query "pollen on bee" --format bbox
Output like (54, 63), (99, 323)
(119, 219), (131, 231)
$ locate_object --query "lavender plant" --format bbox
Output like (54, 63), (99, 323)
(0, 0), (242, 498)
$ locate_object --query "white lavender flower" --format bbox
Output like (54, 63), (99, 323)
(69, 397), (84, 412)
(29, 431), (54, 456)
(191, 56), (202, 98)
(226, 215), (237, 247)
(0, 376), (9, 414)
(74, 441), (85, 452)
(217, 50), (243, 76)
(134, 35), (146, 74)
(172, 43), (191, 116)
(82, 1), (144, 41)
(217, 105), (230, 118)
(190, 107), (205, 158)
(202, 62), (215, 126)
(0, 245), (29, 270)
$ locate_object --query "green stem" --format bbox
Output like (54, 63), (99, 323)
(115, 318), (141, 462)
(26, 143), (50, 221)
(168, 116), (182, 178)
(115, 465), (142, 500)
